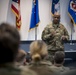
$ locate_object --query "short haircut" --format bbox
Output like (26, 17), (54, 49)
(0, 22), (20, 64)
(54, 51), (65, 64)
(16, 49), (27, 62)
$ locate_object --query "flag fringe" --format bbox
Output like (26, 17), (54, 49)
(68, 13), (76, 26)
(29, 22), (40, 32)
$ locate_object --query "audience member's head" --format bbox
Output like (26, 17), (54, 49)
(16, 49), (27, 64)
(54, 51), (65, 65)
(30, 40), (48, 62)
(0, 22), (20, 64)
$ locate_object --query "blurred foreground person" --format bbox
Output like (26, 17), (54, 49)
(41, 13), (69, 62)
(0, 22), (37, 75)
(50, 51), (70, 74)
(28, 40), (58, 75)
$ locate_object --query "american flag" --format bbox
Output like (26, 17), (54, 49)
(11, 0), (21, 30)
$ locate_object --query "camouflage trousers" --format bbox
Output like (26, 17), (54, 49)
(47, 50), (56, 63)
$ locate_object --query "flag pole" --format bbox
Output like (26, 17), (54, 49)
(30, 0), (39, 40)
(70, 20), (73, 45)
(35, 27), (37, 40)
(70, 24), (72, 44)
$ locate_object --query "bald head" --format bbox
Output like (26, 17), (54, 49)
(53, 13), (60, 24)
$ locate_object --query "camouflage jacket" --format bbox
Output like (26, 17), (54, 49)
(41, 23), (69, 51)
(50, 65), (70, 73)
(0, 63), (37, 75)
(27, 60), (58, 75)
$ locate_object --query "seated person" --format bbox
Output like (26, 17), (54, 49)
(50, 51), (70, 73)
(0, 22), (37, 75)
(16, 49), (27, 66)
(28, 40), (58, 75)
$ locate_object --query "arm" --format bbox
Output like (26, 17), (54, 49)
(64, 27), (69, 40)
(61, 25), (69, 41)
(41, 25), (55, 41)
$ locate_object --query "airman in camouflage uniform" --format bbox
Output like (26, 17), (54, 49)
(50, 51), (70, 74)
(28, 40), (58, 75)
(41, 14), (69, 62)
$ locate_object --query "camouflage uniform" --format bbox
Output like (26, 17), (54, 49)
(0, 63), (37, 75)
(50, 65), (70, 74)
(41, 23), (69, 62)
(28, 60), (58, 75)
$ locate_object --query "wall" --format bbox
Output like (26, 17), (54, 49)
(0, 0), (76, 40)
